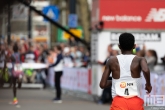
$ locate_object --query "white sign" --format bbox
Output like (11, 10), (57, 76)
(111, 33), (161, 43)
(12, 4), (28, 21)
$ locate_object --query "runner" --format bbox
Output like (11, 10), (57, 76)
(11, 43), (23, 105)
(100, 33), (152, 110)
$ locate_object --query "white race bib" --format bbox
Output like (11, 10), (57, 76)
(14, 64), (23, 72)
(115, 80), (138, 97)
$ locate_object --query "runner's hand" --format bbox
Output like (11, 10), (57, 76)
(145, 84), (152, 94)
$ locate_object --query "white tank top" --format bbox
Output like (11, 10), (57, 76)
(111, 54), (142, 98)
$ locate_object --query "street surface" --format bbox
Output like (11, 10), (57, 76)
(0, 89), (109, 110)
(0, 89), (155, 110)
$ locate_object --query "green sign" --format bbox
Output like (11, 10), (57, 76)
(57, 26), (84, 42)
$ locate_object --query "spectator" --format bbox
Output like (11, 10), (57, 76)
(33, 43), (40, 61)
(47, 48), (57, 88)
(161, 56), (165, 64)
(20, 45), (26, 62)
(81, 50), (90, 67)
(68, 37), (78, 46)
(60, 43), (66, 55)
(41, 43), (49, 77)
(145, 50), (158, 71)
(25, 45), (36, 63)
(49, 45), (63, 103)
(98, 44), (113, 65)
(42, 43), (49, 55)
(23, 45), (37, 83)
(97, 44), (114, 105)
(63, 47), (74, 68)
(36, 47), (47, 88)
(48, 48), (57, 64)
(70, 46), (82, 67)
(161, 56), (165, 70)
(136, 50), (145, 57)
(112, 50), (119, 56)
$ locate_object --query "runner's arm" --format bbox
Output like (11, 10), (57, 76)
(100, 59), (112, 89)
(140, 58), (151, 86)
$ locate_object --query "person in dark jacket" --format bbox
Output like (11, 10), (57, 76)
(49, 45), (63, 103)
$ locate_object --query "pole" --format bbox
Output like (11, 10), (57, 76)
(7, 3), (11, 45)
(28, 8), (32, 39)
(2, 9), (6, 37)
(69, 0), (77, 44)
(69, 0), (76, 14)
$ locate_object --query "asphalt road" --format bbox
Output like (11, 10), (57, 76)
(0, 89), (109, 110)
(0, 89), (160, 110)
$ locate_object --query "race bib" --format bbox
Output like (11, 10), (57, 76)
(14, 64), (23, 72)
(115, 80), (138, 96)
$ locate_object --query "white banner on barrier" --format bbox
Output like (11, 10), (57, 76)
(159, 74), (165, 95)
(61, 68), (91, 94)
(7, 63), (48, 69)
(22, 63), (47, 69)
(91, 64), (103, 96)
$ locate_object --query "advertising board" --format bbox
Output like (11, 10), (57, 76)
(99, 0), (165, 29)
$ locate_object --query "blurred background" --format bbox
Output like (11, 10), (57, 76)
(0, 0), (165, 110)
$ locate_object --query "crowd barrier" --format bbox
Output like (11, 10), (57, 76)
(61, 68), (92, 94)
(7, 62), (165, 103)
(62, 67), (165, 105)
(140, 72), (165, 98)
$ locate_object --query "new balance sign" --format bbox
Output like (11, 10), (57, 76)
(99, 0), (165, 29)
(145, 8), (165, 22)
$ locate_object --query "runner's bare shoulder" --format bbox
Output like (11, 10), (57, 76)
(106, 56), (118, 65)
(134, 56), (146, 63)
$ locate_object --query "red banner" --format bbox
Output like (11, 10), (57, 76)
(99, 0), (165, 29)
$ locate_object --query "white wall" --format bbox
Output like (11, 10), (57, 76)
(96, 31), (165, 63)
